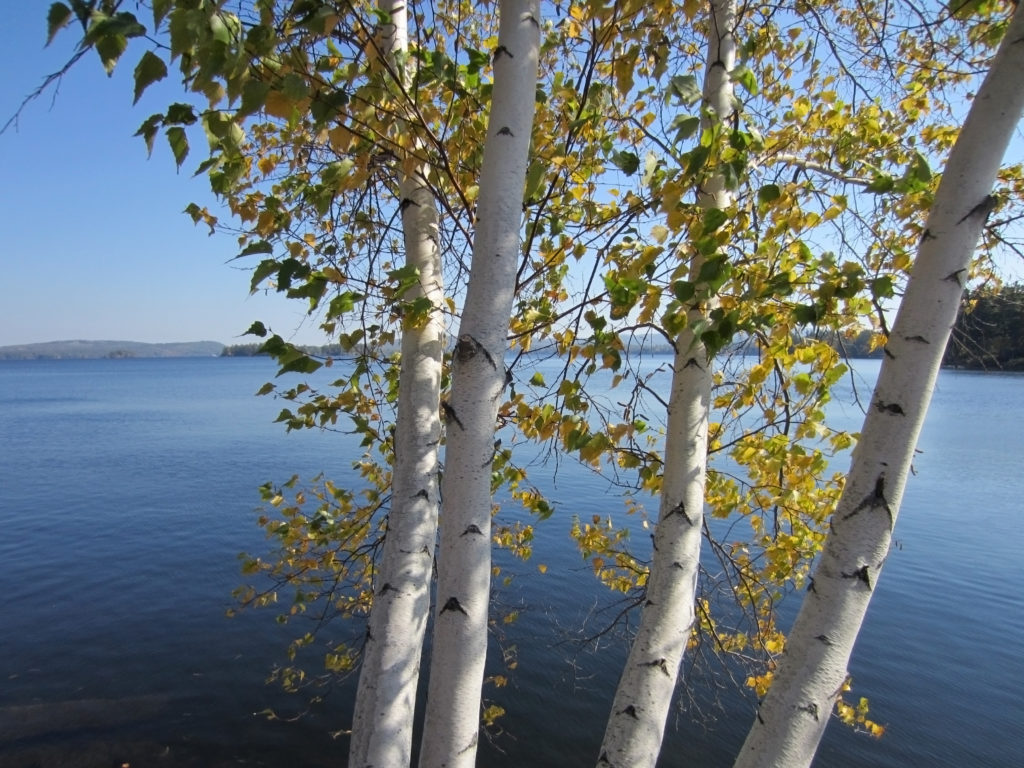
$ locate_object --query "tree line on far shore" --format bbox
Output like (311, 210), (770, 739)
(944, 282), (1024, 371)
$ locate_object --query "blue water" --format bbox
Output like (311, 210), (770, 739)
(0, 357), (1020, 767)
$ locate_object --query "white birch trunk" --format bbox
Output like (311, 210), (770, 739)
(348, 3), (445, 766)
(734, 6), (1024, 767)
(597, 2), (736, 766)
(417, 2), (540, 766)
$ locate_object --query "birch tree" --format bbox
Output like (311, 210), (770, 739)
(417, 2), (541, 765)
(734, 2), (1024, 765)
(347, 2), (445, 766)
(597, 1), (737, 766)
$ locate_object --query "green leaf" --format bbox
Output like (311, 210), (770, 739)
(135, 113), (163, 156)
(85, 11), (146, 43)
(701, 208), (728, 235)
(239, 79), (271, 118)
(871, 276), (895, 299)
(697, 256), (730, 287)
(133, 51), (167, 104)
(94, 30), (128, 75)
(46, 3), (72, 46)
(245, 321), (268, 337)
(529, 372), (546, 386)
(684, 145), (710, 178)
(251, 259), (279, 292)
(237, 241), (274, 259)
(666, 74), (702, 106)
(757, 184), (781, 205)
(152, 0), (173, 28)
(611, 150), (640, 176)
(670, 114), (701, 143)
(277, 354), (323, 377)
(730, 65), (758, 95)
(867, 174), (894, 194)
(673, 280), (696, 302)
(165, 103), (198, 125)
(166, 126), (189, 168)
(524, 161), (545, 203)
(793, 304), (821, 325)
(327, 291), (364, 318)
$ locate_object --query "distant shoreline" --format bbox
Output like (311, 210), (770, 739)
(0, 340), (225, 360)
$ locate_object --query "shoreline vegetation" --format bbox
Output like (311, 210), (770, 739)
(2, 284), (1021, 369)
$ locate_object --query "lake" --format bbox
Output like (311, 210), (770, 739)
(0, 356), (1021, 766)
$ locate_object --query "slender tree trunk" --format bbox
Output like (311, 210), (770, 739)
(597, 2), (737, 766)
(348, 3), (445, 766)
(417, 3), (540, 766)
(734, 6), (1024, 767)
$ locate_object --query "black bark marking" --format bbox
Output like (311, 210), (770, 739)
(457, 732), (478, 756)
(493, 45), (514, 62)
(843, 474), (894, 529)
(441, 401), (464, 430)
(944, 268), (967, 286)
(683, 357), (702, 369)
(399, 197), (418, 212)
(883, 346), (896, 360)
(618, 704), (639, 719)
(671, 561), (685, 569)
(665, 500), (693, 525)
(807, 576), (816, 594)
(504, 367), (513, 389)
(874, 399), (905, 416)
(454, 334), (497, 369)
(957, 194), (997, 225)
(798, 702), (820, 721)
(378, 582), (397, 596)
(461, 524), (484, 537)
(641, 657), (671, 677)
(482, 439), (501, 468)
(412, 488), (429, 500)
(523, 13), (540, 27)
(497, 126), (514, 137)
(757, 709), (765, 725)
(920, 228), (935, 243)
(598, 752), (613, 766)
(440, 596), (468, 616)
(903, 334), (930, 344)
(650, 533), (658, 551)
(816, 634), (833, 645)
(841, 564), (873, 590)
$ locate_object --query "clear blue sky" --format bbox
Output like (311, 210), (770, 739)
(0, 3), (323, 347)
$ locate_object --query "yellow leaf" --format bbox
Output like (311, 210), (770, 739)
(264, 90), (295, 120)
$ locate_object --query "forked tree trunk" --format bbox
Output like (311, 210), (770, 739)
(348, 3), (445, 766)
(416, 2), (540, 767)
(597, 2), (737, 766)
(734, 5), (1024, 767)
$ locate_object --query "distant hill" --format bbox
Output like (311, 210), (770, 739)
(0, 340), (225, 360)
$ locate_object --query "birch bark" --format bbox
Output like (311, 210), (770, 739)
(417, 2), (540, 767)
(597, 2), (736, 766)
(348, 3), (445, 766)
(734, 5), (1024, 767)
